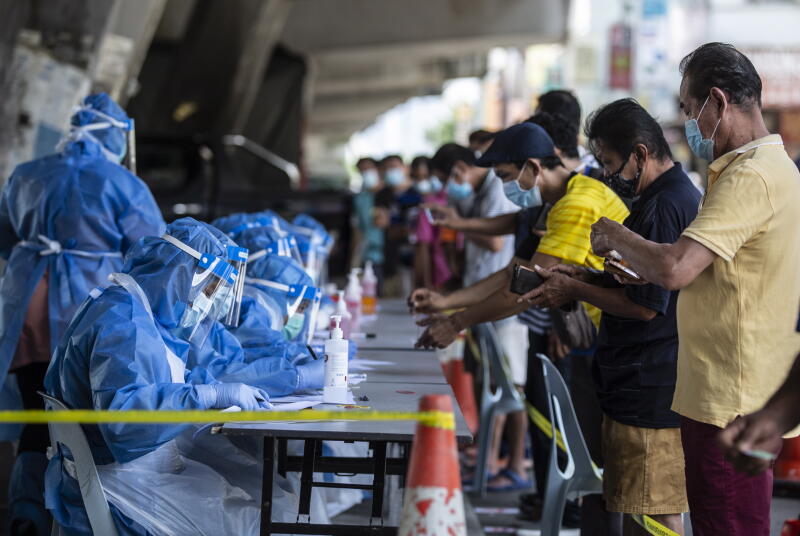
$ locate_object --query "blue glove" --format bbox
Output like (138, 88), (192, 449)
(348, 340), (358, 361)
(211, 383), (271, 410)
(296, 359), (325, 390)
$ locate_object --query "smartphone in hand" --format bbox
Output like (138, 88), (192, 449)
(510, 264), (545, 295)
(603, 250), (641, 281)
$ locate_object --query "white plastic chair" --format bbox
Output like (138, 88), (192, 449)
(471, 323), (526, 496)
(40, 393), (119, 536)
(535, 354), (603, 536)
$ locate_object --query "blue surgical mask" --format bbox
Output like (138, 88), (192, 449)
(430, 176), (443, 192)
(415, 179), (432, 194)
(447, 179), (473, 201)
(385, 167), (405, 187)
(502, 164), (542, 208)
(684, 96), (721, 161)
(361, 169), (379, 189)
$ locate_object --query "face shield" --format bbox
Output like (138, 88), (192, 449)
(293, 227), (332, 285)
(162, 234), (244, 346)
(225, 245), (249, 326)
(247, 237), (303, 266)
(246, 277), (321, 345)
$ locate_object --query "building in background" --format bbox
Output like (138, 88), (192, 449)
(346, 0), (800, 189)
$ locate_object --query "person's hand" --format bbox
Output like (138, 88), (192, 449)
(414, 314), (464, 349)
(548, 263), (587, 280)
(517, 265), (576, 309)
(424, 204), (461, 228)
(296, 359), (326, 390)
(590, 217), (624, 258)
(211, 383), (271, 411)
(547, 330), (571, 361)
(718, 410), (785, 475)
(408, 288), (446, 314)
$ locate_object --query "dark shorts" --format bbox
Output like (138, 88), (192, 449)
(681, 416), (774, 536)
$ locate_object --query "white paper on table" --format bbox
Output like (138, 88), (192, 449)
(349, 363), (377, 371)
(271, 401), (322, 411)
(271, 392), (324, 404)
(350, 358), (393, 367)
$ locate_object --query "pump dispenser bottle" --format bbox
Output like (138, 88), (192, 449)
(323, 315), (349, 403)
(361, 261), (378, 316)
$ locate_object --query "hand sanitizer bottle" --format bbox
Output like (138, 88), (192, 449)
(323, 315), (349, 404)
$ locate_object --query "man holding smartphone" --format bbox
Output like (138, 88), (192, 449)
(589, 43), (800, 535)
(411, 122), (629, 532)
(521, 99), (700, 535)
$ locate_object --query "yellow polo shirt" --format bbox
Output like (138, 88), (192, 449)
(537, 173), (630, 326)
(673, 135), (800, 428)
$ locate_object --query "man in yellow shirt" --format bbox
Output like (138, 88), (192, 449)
(411, 122), (628, 345)
(591, 43), (800, 536)
(410, 122), (628, 532)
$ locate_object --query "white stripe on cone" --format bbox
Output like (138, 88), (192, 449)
(399, 486), (466, 536)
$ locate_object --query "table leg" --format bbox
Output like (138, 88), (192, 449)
(297, 439), (317, 523)
(261, 436), (276, 536)
(278, 439), (287, 477)
(370, 441), (388, 525)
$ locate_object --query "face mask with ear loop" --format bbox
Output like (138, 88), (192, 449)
(245, 277), (321, 345)
(684, 96), (721, 161)
(602, 153), (641, 199)
(502, 162), (543, 208)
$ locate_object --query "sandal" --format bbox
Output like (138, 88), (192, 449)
(486, 468), (533, 492)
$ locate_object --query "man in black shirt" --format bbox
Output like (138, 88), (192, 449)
(520, 99), (699, 535)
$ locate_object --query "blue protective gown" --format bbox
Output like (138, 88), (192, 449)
(43, 219), (312, 536)
(0, 139), (165, 390)
(0, 102), (165, 535)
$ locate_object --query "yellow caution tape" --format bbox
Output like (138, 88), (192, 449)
(0, 409), (455, 430)
(525, 401), (567, 452)
(632, 514), (680, 536)
(524, 401), (678, 536)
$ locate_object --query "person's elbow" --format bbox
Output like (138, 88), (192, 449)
(655, 258), (693, 291)
(487, 237), (505, 253)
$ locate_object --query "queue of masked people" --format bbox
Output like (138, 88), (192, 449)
(390, 42), (798, 536)
(0, 92), (362, 535)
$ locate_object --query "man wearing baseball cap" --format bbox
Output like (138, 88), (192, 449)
(411, 121), (629, 532)
(413, 121), (628, 347)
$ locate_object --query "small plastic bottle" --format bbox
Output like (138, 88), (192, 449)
(331, 290), (352, 339)
(344, 268), (362, 332)
(323, 315), (349, 404)
(361, 261), (378, 316)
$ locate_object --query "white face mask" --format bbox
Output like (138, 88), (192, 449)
(361, 169), (379, 188)
(416, 179), (433, 194)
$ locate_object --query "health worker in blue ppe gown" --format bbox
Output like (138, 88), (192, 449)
(291, 214), (333, 284)
(212, 212), (305, 265)
(217, 225), (313, 363)
(43, 218), (312, 536)
(0, 93), (165, 536)
(243, 250), (323, 344)
(230, 225), (357, 360)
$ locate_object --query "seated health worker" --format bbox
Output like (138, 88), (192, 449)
(44, 218), (315, 535)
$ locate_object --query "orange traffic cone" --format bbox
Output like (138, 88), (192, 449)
(399, 394), (466, 536)
(437, 335), (478, 435)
